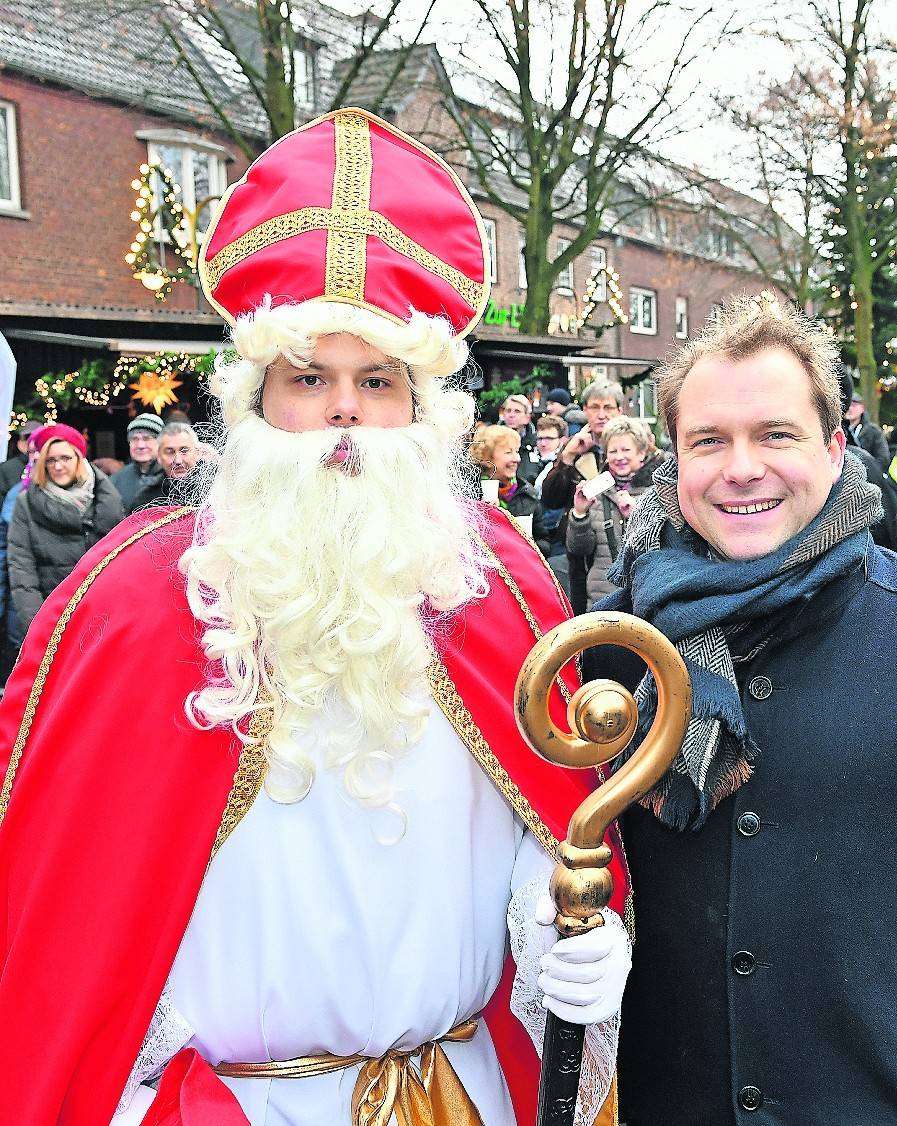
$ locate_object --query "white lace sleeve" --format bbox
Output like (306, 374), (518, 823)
(508, 835), (628, 1126)
(115, 987), (196, 1114)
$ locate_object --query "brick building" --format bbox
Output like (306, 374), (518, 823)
(336, 44), (786, 423)
(1, 1), (785, 449)
(0, 1), (262, 457)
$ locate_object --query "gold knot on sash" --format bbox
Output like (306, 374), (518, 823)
(351, 1018), (482, 1126)
(214, 1017), (483, 1126)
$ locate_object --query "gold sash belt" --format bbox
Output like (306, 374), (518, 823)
(213, 1018), (484, 1126)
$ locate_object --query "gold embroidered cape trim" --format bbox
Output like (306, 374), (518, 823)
(427, 659), (560, 860)
(203, 113), (484, 311)
(210, 703), (270, 862)
(479, 517), (636, 941)
(0, 509), (192, 827)
(499, 510), (572, 611)
(476, 530), (571, 704)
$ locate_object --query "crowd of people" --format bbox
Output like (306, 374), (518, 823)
(3, 104), (897, 1126)
(471, 381), (669, 610)
(1, 369), (893, 685)
(0, 411), (212, 681)
(472, 369), (897, 614)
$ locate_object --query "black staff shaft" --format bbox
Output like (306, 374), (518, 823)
(536, 1011), (586, 1126)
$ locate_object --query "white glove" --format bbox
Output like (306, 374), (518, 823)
(535, 893), (631, 1025)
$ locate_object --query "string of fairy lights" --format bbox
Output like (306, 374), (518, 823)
(575, 263), (628, 331)
(9, 352), (213, 430)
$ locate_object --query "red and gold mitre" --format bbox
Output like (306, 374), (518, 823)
(199, 108), (491, 338)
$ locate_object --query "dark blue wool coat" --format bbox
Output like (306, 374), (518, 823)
(604, 539), (897, 1126)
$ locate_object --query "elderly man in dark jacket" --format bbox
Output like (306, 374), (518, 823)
(111, 413), (165, 511)
(594, 293), (897, 1126)
(844, 387), (890, 468)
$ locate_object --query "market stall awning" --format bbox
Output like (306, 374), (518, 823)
(3, 329), (222, 354)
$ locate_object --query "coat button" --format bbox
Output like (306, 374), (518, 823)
(739, 1085), (763, 1111)
(737, 811), (761, 837)
(748, 675), (773, 701)
(732, 950), (756, 975)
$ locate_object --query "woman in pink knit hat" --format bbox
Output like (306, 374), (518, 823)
(6, 423), (124, 634)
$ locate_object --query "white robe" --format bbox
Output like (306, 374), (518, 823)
(115, 697), (558, 1125)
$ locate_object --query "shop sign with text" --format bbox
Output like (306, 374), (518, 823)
(484, 300), (525, 328)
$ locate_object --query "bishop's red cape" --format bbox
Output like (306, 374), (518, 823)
(0, 502), (629, 1126)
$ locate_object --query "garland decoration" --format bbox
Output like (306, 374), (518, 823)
(9, 351), (217, 431)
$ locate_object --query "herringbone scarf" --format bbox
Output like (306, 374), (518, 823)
(604, 451), (883, 829)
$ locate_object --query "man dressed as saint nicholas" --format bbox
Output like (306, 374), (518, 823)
(0, 109), (631, 1126)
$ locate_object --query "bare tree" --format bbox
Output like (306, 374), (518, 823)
(713, 74), (830, 312)
(437, 0), (731, 335)
(143, 0), (437, 156)
(766, 0), (897, 420)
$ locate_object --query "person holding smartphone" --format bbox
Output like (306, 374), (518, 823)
(566, 417), (657, 602)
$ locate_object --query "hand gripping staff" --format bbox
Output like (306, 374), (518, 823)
(515, 612), (692, 1126)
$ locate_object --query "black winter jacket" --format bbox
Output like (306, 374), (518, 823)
(112, 460), (165, 513)
(8, 469), (124, 633)
(501, 479), (550, 556)
(850, 412), (890, 468)
(0, 452), (26, 507)
(610, 544), (897, 1126)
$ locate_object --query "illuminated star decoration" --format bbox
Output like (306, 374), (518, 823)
(129, 370), (183, 413)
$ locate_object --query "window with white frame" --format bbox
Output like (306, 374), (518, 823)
(556, 237), (573, 292)
(284, 41), (317, 108)
(638, 378), (658, 422)
(629, 287), (657, 335)
(675, 296), (689, 339)
(141, 132), (229, 241)
(518, 234), (528, 289)
(0, 101), (22, 212)
(483, 218), (498, 283)
(590, 246), (607, 302)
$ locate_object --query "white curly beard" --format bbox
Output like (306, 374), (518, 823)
(180, 413), (490, 809)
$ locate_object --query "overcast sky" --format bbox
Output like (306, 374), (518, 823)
(384, 0), (897, 188)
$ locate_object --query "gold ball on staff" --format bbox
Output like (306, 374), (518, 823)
(568, 679), (639, 748)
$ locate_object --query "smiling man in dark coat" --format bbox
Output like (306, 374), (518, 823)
(598, 293), (897, 1126)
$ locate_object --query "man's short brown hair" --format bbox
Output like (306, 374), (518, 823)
(658, 293), (842, 446)
(536, 415), (568, 439)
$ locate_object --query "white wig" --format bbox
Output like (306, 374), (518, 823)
(211, 298), (472, 431)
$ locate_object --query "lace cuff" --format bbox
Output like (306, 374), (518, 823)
(508, 873), (627, 1126)
(115, 987), (195, 1114)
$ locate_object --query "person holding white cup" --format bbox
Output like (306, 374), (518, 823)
(469, 424), (549, 555)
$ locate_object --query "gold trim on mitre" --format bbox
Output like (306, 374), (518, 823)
(198, 108), (491, 339)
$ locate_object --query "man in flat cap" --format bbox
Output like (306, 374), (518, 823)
(0, 110), (629, 1126)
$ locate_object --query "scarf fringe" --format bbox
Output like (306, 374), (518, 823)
(639, 748), (757, 831)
